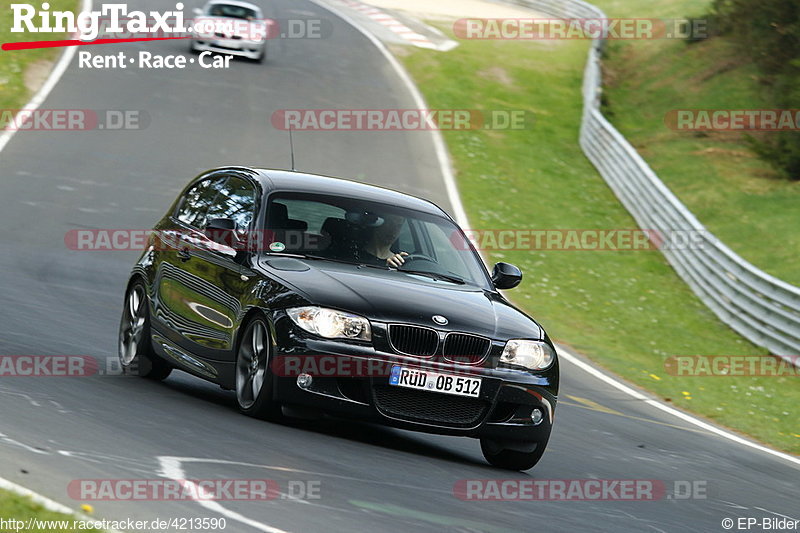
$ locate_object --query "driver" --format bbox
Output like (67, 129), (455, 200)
(360, 214), (408, 268)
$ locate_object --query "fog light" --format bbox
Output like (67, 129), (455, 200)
(297, 373), (313, 389)
(531, 408), (543, 425)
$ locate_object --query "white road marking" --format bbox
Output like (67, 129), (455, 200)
(157, 456), (292, 533)
(0, 2), (797, 533)
(313, 0), (800, 470)
(309, 0), (469, 226)
(0, 471), (123, 533)
(557, 347), (800, 467)
(155, 455), (464, 532)
(0, 0), (92, 156)
(753, 507), (800, 521)
(0, 432), (49, 455)
(0, 0), (125, 525)
(332, 0), (457, 51)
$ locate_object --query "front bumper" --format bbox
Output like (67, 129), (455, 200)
(191, 39), (265, 60)
(271, 319), (558, 443)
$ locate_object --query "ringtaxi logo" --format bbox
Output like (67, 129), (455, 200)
(10, 3), (189, 42)
(7, 4), (328, 43)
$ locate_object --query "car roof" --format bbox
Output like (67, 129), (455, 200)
(205, 0), (261, 10)
(249, 168), (451, 219)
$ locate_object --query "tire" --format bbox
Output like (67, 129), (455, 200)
(118, 280), (172, 381)
(235, 315), (281, 420)
(480, 439), (547, 471)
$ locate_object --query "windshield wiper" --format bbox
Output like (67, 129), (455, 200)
(262, 253), (466, 283)
(301, 254), (380, 267)
(399, 269), (465, 284)
(263, 252), (380, 269)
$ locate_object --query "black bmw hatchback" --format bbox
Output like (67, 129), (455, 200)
(119, 167), (559, 470)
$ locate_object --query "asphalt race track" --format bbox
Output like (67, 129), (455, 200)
(0, 0), (798, 532)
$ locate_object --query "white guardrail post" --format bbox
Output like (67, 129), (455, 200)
(501, 0), (800, 363)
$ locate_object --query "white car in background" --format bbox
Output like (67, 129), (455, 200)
(190, 0), (273, 63)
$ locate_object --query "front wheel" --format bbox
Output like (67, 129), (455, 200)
(118, 281), (172, 381)
(480, 439), (547, 471)
(235, 316), (281, 420)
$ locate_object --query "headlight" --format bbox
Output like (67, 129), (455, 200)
(286, 306), (371, 341)
(500, 340), (555, 371)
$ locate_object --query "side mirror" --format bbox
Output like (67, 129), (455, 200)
(192, 7), (203, 16)
(491, 262), (522, 290)
(205, 218), (240, 248)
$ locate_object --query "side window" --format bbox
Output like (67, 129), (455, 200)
(275, 199), (344, 233)
(175, 177), (226, 229)
(205, 176), (257, 231)
(395, 221), (416, 253)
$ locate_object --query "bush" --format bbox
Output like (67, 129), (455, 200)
(708, 0), (800, 179)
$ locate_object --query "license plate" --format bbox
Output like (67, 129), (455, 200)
(389, 365), (482, 398)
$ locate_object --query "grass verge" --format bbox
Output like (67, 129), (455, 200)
(0, 0), (79, 126)
(593, 0), (800, 284)
(397, 24), (799, 453)
(0, 489), (102, 532)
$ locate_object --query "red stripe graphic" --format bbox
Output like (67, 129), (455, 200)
(2, 36), (189, 51)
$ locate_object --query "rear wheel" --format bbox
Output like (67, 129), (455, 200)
(118, 281), (172, 380)
(235, 316), (281, 420)
(480, 439), (547, 471)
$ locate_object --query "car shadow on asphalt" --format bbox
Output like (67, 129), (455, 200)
(156, 371), (523, 474)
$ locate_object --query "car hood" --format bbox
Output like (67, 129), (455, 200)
(258, 257), (542, 340)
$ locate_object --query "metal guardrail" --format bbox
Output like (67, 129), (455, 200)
(503, 0), (800, 361)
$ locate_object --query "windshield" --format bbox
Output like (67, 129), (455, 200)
(207, 3), (259, 20)
(263, 192), (490, 288)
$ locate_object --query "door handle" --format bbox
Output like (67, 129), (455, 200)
(178, 248), (192, 261)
